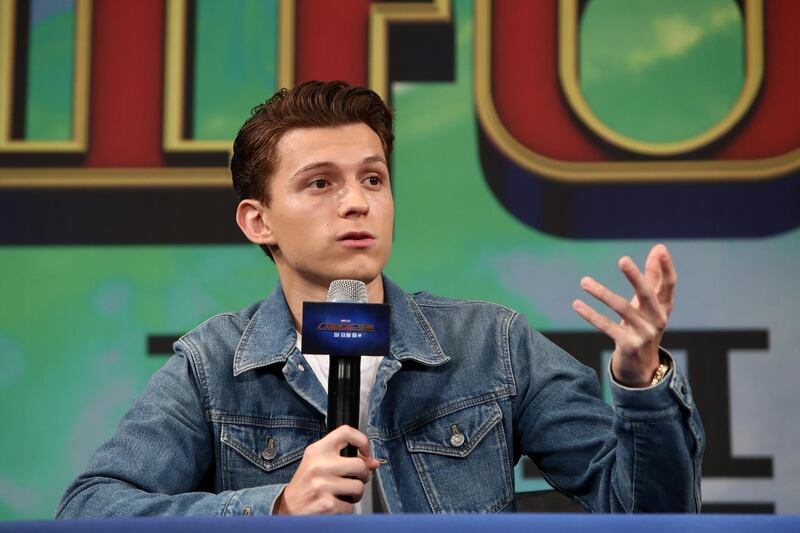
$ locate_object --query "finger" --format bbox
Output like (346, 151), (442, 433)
(572, 299), (627, 346)
(324, 425), (371, 456)
(359, 453), (381, 470)
(643, 245), (663, 287)
(353, 438), (374, 461)
(573, 299), (655, 357)
(329, 457), (372, 483)
(618, 256), (663, 325)
(334, 477), (367, 502)
(656, 244), (678, 306)
(579, 276), (651, 333)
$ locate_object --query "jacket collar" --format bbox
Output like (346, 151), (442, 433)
(232, 275), (448, 376)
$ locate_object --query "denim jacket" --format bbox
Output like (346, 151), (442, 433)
(56, 276), (704, 517)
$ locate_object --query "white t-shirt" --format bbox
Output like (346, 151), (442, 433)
(295, 333), (384, 514)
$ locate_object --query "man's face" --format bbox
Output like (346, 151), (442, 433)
(261, 123), (394, 288)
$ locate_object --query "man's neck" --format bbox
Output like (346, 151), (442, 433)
(278, 272), (385, 332)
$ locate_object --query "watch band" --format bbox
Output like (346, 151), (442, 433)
(650, 361), (670, 386)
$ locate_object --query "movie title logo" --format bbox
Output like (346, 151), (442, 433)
(317, 322), (375, 338)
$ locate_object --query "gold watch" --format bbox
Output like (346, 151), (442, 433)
(650, 359), (670, 386)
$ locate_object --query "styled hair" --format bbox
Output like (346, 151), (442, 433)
(230, 80), (394, 259)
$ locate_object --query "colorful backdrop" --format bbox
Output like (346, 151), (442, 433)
(1, 0), (798, 519)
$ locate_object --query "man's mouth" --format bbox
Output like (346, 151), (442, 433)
(337, 231), (376, 248)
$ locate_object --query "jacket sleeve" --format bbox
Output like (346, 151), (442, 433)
(55, 342), (286, 518)
(509, 312), (705, 512)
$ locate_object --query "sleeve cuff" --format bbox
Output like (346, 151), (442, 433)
(221, 484), (287, 516)
(609, 348), (692, 419)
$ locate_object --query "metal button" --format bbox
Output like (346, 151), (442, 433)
(450, 424), (465, 447)
(298, 364), (305, 372)
(243, 506), (252, 516)
(261, 438), (277, 461)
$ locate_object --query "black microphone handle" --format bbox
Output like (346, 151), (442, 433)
(327, 355), (361, 458)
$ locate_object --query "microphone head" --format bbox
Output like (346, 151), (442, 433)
(327, 279), (368, 303)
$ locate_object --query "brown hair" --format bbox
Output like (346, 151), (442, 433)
(230, 80), (394, 259)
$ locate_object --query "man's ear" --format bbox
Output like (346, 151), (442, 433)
(236, 199), (276, 246)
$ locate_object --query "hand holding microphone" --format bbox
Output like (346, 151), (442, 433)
(274, 425), (379, 515)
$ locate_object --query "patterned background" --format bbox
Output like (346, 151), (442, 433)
(0, 0), (798, 519)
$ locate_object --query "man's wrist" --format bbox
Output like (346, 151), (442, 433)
(610, 349), (670, 388)
(609, 349), (681, 417)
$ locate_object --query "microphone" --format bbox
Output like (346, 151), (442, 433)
(326, 279), (368, 458)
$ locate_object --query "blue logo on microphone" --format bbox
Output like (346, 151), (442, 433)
(301, 302), (391, 356)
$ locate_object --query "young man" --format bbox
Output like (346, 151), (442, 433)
(57, 81), (703, 517)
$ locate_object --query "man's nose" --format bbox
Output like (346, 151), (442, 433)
(337, 183), (370, 217)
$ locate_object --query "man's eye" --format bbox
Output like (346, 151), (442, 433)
(311, 179), (328, 189)
(366, 176), (382, 186)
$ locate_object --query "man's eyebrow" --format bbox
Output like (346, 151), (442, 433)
(292, 155), (387, 177)
(292, 161), (334, 177)
(361, 154), (387, 166)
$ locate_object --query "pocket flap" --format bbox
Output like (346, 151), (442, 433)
(405, 401), (503, 458)
(221, 421), (322, 472)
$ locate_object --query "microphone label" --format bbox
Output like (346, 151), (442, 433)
(301, 302), (391, 356)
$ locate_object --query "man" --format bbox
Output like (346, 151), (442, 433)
(57, 81), (703, 517)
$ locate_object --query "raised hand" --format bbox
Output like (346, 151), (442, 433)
(572, 244), (677, 387)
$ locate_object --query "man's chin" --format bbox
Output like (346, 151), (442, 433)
(327, 268), (382, 286)
(325, 258), (386, 286)
(277, 251), (388, 290)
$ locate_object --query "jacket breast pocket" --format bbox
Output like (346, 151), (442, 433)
(220, 421), (324, 491)
(405, 401), (513, 512)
